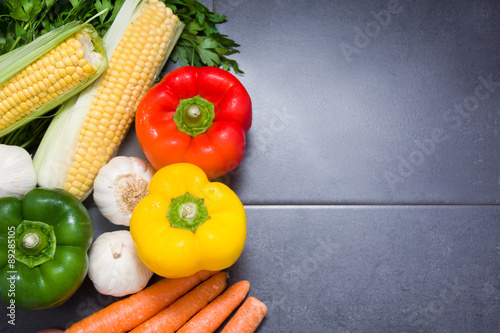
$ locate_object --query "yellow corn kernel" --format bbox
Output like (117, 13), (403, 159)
(78, 58), (88, 67)
(17, 90), (27, 101)
(58, 68), (67, 77)
(66, 45), (76, 55)
(70, 55), (79, 66)
(47, 86), (57, 95)
(47, 74), (57, 84)
(52, 51), (62, 61)
(66, 66), (76, 75)
(37, 81), (47, 92)
(41, 57), (51, 67)
(27, 74), (36, 85)
(1, 101), (11, 111)
(12, 80), (22, 91)
(30, 96), (40, 105)
(53, 81), (63, 91)
(20, 103), (30, 112)
(13, 105), (25, 116)
(12, 93), (22, 104)
(25, 66), (34, 75)
(83, 63), (94, 73)
(32, 84), (41, 94)
(59, 48), (69, 59)
(6, 97), (16, 108)
(75, 48), (85, 60)
(63, 57), (73, 67)
(73, 39), (82, 50)
(46, 65), (56, 74)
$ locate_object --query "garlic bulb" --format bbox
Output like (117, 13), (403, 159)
(88, 230), (153, 297)
(93, 156), (155, 226)
(0, 144), (37, 198)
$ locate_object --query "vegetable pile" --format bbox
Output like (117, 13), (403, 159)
(0, 0), (242, 149)
(0, 0), (268, 331)
(66, 271), (267, 333)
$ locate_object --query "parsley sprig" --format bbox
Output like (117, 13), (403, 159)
(164, 0), (243, 74)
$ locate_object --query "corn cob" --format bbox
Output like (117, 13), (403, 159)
(0, 22), (107, 137)
(34, 0), (184, 200)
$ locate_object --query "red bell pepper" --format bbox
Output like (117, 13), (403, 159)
(135, 66), (252, 179)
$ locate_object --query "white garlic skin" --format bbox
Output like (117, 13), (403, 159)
(88, 230), (153, 297)
(93, 156), (155, 226)
(0, 144), (37, 198)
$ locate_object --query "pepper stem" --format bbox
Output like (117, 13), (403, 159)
(15, 220), (57, 268)
(173, 95), (215, 137)
(22, 232), (41, 249)
(179, 202), (198, 220)
(167, 192), (210, 232)
(187, 106), (201, 118)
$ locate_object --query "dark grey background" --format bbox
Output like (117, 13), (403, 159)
(4, 0), (500, 332)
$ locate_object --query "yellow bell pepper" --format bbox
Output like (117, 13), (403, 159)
(130, 163), (246, 278)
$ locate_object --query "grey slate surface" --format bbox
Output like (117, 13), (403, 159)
(3, 0), (500, 332)
(214, 0), (500, 204)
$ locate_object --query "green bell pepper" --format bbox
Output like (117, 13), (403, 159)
(0, 188), (93, 310)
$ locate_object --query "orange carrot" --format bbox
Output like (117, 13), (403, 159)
(64, 270), (217, 333)
(130, 272), (229, 333)
(220, 296), (268, 333)
(177, 280), (251, 333)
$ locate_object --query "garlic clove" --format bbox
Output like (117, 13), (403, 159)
(93, 156), (155, 226)
(109, 240), (124, 258)
(88, 230), (153, 297)
(0, 144), (37, 198)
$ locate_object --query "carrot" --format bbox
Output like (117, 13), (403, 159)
(64, 270), (217, 333)
(220, 296), (268, 333)
(130, 271), (229, 333)
(177, 280), (251, 333)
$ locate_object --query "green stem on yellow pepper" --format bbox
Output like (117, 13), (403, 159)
(179, 202), (198, 221)
(167, 192), (210, 232)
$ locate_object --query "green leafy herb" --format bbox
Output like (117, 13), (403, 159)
(0, 0), (242, 148)
(163, 0), (243, 74)
(0, 0), (120, 56)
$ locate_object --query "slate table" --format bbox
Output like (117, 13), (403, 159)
(4, 0), (500, 332)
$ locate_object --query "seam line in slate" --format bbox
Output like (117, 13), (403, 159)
(242, 203), (500, 207)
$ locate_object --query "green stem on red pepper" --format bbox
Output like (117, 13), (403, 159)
(173, 95), (214, 137)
